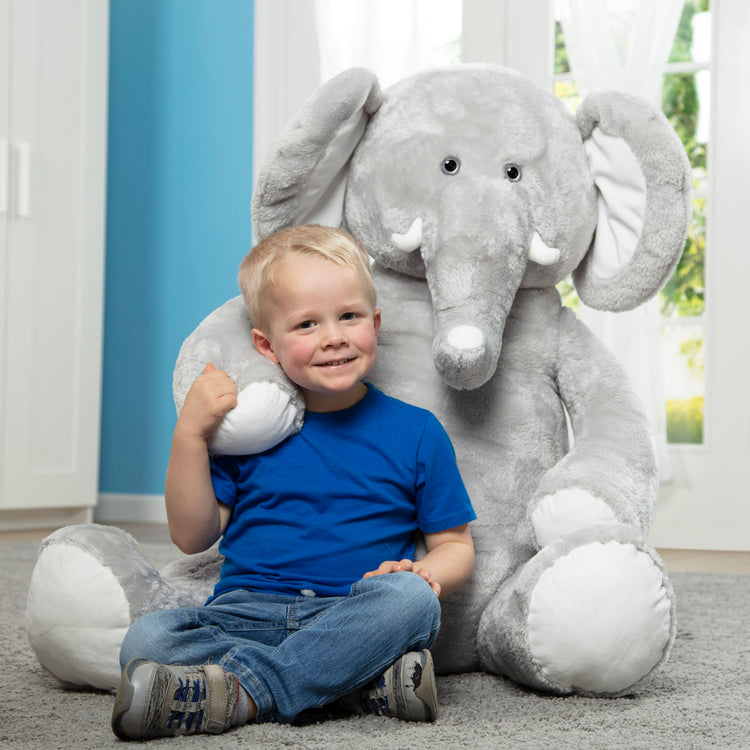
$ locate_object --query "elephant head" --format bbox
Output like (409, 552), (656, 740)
(253, 65), (692, 390)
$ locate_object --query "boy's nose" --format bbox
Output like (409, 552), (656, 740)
(322, 324), (347, 348)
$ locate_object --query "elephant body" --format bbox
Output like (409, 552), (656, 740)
(367, 266), (668, 690)
(247, 64), (687, 693)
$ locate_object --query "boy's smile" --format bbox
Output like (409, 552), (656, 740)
(252, 255), (381, 412)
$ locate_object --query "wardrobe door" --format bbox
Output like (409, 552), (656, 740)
(0, 0), (108, 527)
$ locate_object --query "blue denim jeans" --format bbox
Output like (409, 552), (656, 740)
(119, 572), (441, 724)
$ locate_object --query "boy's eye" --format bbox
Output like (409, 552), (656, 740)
(298, 320), (315, 330)
(341, 312), (357, 321)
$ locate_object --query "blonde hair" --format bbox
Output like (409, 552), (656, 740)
(238, 225), (376, 332)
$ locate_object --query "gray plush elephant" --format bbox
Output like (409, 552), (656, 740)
(26, 64), (691, 696)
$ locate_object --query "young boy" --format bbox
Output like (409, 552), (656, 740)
(111, 225), (475, 740)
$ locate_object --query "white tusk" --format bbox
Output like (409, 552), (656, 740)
(391, 217), (423, 252)
(529, 232), (561, 266)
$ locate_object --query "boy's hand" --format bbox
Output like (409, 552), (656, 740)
(177, 363), (238, 441)
(363, 559), (441, 598)
(363, 525), (474, 601)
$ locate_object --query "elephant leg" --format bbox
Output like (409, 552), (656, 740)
(477, 525), (675, 696)
(24, 524), (213, 691)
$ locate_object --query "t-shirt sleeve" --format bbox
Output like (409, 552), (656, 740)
(210, 454), (240, 509)
(415, 414), (476, 533)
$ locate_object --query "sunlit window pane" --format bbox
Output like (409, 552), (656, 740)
(668, 1), (711, 64)
(553, 21), (580, 111)
(660, 1), (709, 444)
(423, 0), (461, 66)
(662, 324), (705, 444)
(553, 78), (580, 112)
(554, 20), (570, 75)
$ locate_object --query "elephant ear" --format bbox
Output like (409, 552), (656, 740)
(572, 91), (692, 311)
(252, 67), (383, 238)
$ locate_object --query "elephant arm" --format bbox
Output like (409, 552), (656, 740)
(529, 306), (658, 547)
(173, 297), (305, 456)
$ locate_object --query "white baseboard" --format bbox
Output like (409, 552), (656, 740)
(0, 506), (94, 531)
(95, 493), (167, 524)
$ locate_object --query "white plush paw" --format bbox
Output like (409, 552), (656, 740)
(527, 540), (672, 693)
(208, 381), (299, 455)
(25, 543), (130, 691)
(532, 487), (618, 547)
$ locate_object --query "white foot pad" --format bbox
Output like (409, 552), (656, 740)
(528, 540), (672, 693)
(532, 488), (618, 547)
(25, 544), (129, 690)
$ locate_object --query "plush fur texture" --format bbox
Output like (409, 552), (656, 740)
(26, 64), (691, 697)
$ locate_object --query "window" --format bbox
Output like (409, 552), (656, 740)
(553, 0), (710, 446)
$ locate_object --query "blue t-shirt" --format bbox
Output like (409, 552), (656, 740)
(209, 384), (475, 598)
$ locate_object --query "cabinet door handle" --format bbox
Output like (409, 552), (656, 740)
(16, 142), (31, 218)
(0, 138), (8, 215)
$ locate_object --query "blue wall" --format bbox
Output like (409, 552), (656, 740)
(100, 0), (255, 495)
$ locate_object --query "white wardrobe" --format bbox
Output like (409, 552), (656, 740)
(0, 0), (108, 529)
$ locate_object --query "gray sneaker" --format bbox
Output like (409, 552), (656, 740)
(111, 658), (239, 740)
(347, 650), (438, 722)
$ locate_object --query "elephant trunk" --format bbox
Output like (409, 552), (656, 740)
(432, 319), (502, 391)
(423, 200), (530, 390)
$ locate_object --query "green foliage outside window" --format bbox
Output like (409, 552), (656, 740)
(661, 0), (708, 320)
(661, 1), (708, 443)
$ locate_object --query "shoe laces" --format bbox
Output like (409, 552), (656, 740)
(361, 674), (392, 717)
(168, 676), (207, 731)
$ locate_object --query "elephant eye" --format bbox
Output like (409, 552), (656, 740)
(441, 156), (461, 176)
(504, 163), (522, 182)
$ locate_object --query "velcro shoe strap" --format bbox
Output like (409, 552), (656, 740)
(202, 665), (235, 733)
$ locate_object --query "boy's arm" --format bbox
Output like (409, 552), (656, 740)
(364, 523), (475, 600)
(416, 524), (475, 599)
(165, 364), (237, 554)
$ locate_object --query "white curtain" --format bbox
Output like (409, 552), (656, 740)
(313, 0), (461, 87)
(557, 0), (684, 104)
(557, 0), (684, 482)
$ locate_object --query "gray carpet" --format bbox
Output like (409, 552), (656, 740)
(3, 536), (749, 750)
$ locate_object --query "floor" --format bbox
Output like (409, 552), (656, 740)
(2, 523), (749, 574)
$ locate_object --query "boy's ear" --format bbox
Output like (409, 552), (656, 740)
(252, 329), (280, 365)
(373, 309), (382, 336)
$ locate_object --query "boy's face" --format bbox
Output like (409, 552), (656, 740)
(252, 255), (381, 412)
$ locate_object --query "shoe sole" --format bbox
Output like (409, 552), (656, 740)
(112, 658), (169, 740)
(111, 659), (142, 740)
